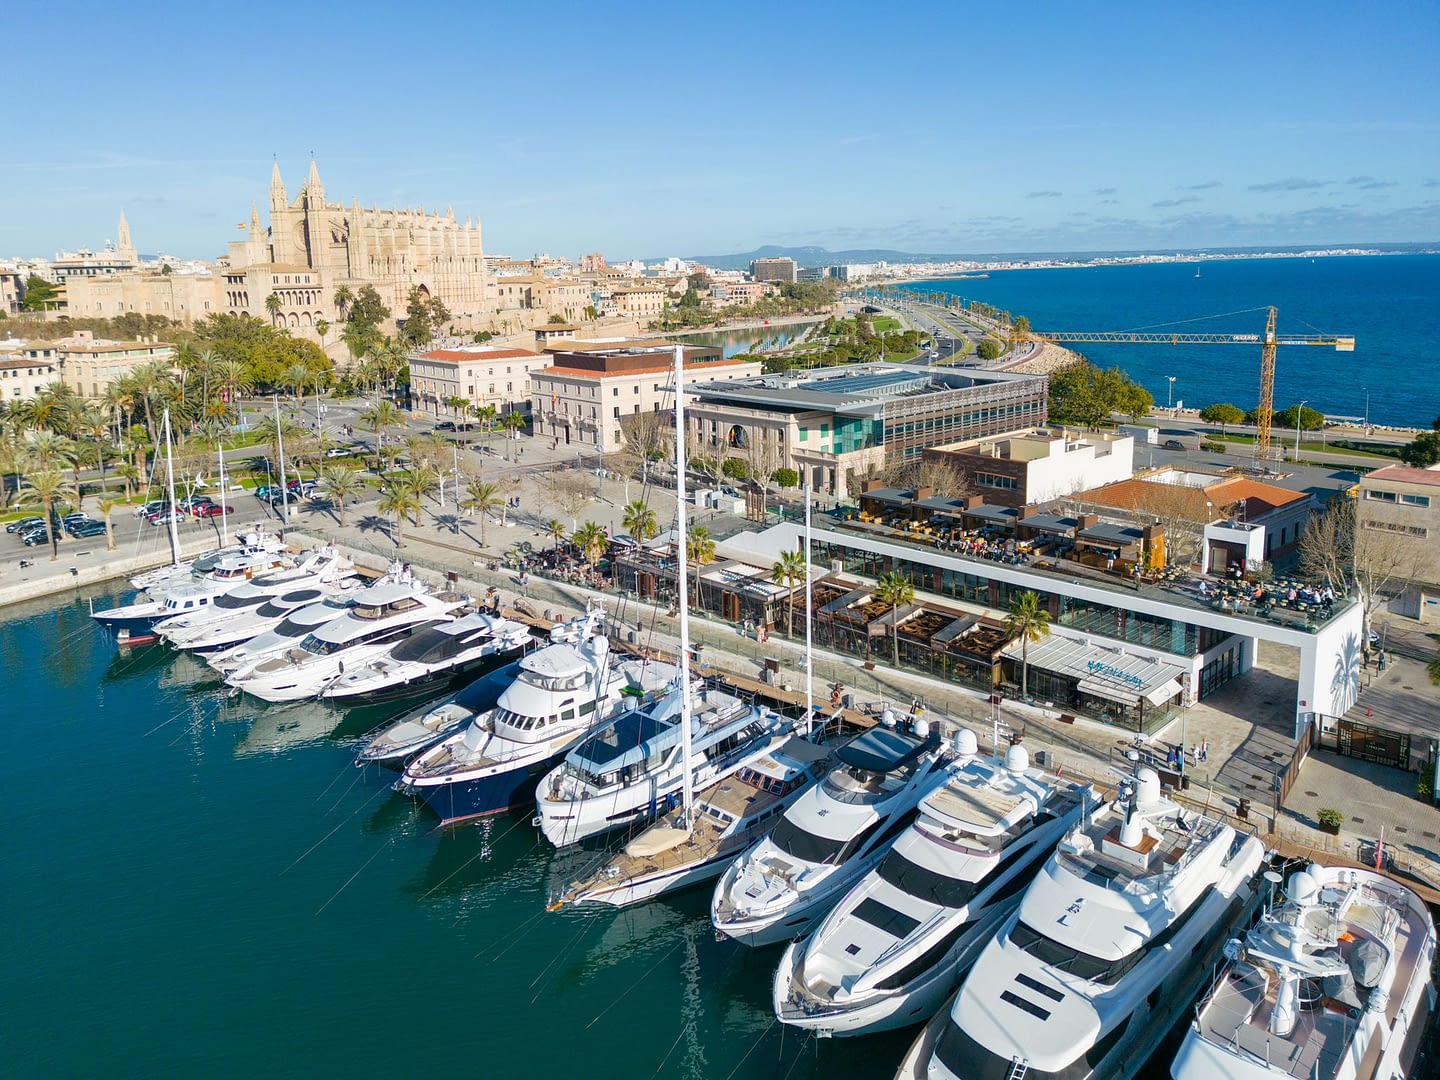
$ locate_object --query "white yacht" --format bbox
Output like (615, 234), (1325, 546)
(155, 547), (356, 650)
(901, 763), (1266, 1080)
(128, 530), (286, 592)
(224, 583), (467, 702)
(319, 611), (532, 704)
(207, 593), (359, 678)
(712, 718), (957, 949)
(774, 734), (1092, 1036)
(91, 545), (295, 642)
(1171, 862), (1437, 1080)
(535, 683), (788, 848)
(549, 731), (835, 910)
(398, 613), (677, 825)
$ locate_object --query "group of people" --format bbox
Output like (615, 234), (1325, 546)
(1164, 739), (1211, 770)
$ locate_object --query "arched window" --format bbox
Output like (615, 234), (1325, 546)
(728, 425), (748, 449)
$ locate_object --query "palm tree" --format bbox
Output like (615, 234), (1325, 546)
(360, 399), (402, 457)
(1004, 590), (1051, 699)
(874, 570), (916, 668)
(315, 318), (330, 354)
(1428, 648), (1440, 688)
(463, 480), (504, 547)
(621, 499), (658, 542)
(544, 518), (567, 554)
(572, 521), (608, 573)
(333, 285), (354, 321)
(214, 358), (252, 420)
(377, 485), (420, 547)
(772, 548), (807, 638)
(97, 497), (118, 551)
(114, 461), (140, 502)
(498, 410), (526, 442)
(18, 468), (77, 562)
(264, 293), (283, 326)
(472, 403), (499, 451)
(685, 525), (716, 612)
(283, 363), (312, 407)
(318, 464), (363, 526)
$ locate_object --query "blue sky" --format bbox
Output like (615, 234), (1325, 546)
(4, 0), (1437, 260)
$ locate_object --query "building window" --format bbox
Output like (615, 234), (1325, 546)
(1401, 493), (1432, 507)
(613, 387), (619, 397)
(613, 407), (620, 418)
(975, 472), (1018, 491)
(1364, 520), (1428, 538)
(799, 427), (808, 442)
(1365, 490), (1398, 503)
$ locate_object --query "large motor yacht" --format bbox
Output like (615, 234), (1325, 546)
(207, 593), (358, 678)
(397, 611), (677, 825)
(535, 682), (788, 848)
(549, 730), (835, 910)
(774, 733), (1091, 1036)
(1171, 861), (1437, 1080)
(900, 763), (1266, 1080)
(318, 611), (532, 704)
(711, 718), (956, 949)
(223, 582), (466, 702)
(128, 530), (286, 592)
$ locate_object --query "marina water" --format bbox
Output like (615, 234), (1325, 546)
(914, 253), (1440, 430)
(2, 587), (910, 1078)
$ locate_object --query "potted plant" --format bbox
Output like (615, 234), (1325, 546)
(1317, 807), (1344, 835)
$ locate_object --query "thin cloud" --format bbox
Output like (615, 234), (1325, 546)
(1026, 190), (1063, 198)
(1248, 177), (1333, 192)
(1092, 187), (1116, 195)
(1180, 181), (1222, 190)
(1424, 179), (1440, 188)
(1346, 175), (1396, 190)
(1152, 196), (1201, 209)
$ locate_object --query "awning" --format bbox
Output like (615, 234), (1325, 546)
(1143, 678), (1183, 706)
(1076, 678), (1140, 706)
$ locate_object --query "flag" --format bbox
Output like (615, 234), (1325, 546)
(1374, 826), (1385, 870)
(237, 222), (247, 230)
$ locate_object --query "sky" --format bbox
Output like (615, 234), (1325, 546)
(4, 0), (1438, 261)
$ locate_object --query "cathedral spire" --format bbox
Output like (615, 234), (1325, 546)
(250, 203), (263, 233)
(306, 156), (324, 200)
(270, 159), (288, 206)
(116, 209), (134, 258)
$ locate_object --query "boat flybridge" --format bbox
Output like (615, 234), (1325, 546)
(223, 582), (468, 702)
(318, 611), (532, 704)
(900, 761), (1267, 1080)
(1170, 862), (1437, 1080)
(129, 530), (287, 592)
(398, 610), (677, 825)
(549, 730), (835, 910)
(711, 715), (956, 949)
(774, 732), (1092, 1037)
(535, 681), (788, 848)
(155, 546), (357, 649)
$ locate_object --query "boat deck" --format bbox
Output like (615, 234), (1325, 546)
(1194, 880), (1430, 1078)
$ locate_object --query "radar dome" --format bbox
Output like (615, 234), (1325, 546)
(881, 708), (897, 728)
(914, 718), (931, 739)
(952, 728), (979, 757)
(1134, 768), (1162, 807)
(1005, 742), (1030, 773)
(1288, 870), (1320, 906)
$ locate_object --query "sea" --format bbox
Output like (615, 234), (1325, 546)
(901, 253), (1440, 430)
(1, 586), (910, 1079)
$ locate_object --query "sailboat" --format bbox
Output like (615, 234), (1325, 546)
(1194, 265), (1201, 279)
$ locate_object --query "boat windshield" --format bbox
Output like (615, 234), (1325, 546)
(519, 670), (588, 692)
(876, 849), (978, 908)
(214, 592), (267, 610)
(768, 815), (846, 865)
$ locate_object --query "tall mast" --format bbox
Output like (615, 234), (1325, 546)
(216, 441), (229, 547)
(275, 395), (291, 523)
(673, 344), (694, 833)
(161, 410), (181, 566)
(803, 483), (814, 734)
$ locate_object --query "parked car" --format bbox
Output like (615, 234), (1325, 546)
(22, 528), (53, 546)
(1163, 439), (1186, 450)
(7, 517), (45, 535)
(193, 503), (234, 518)
(135, 500), (169, 518)
(287, 479), (319, 497)
(324, 446), (356, 459)
(19, 522), (51, 543)
(147, 509), (186, 527)
(434, 421), (456, 432)
(253, 485), (279, 500)
(178, 496), (214, 512)
(63, 516), (96, 535)
(69, 520), (109, 539)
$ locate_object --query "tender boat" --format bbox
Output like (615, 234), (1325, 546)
(535, 682), (788, 848)
(397, 613), (676, 825)
(549, 731), (835, 909)
(711, 717), (955, 949)
(155, 547), (357, 650)
(774, 733), (1092, 1036)
(318, 611), (532, 703)
(355, 659), (522, 769)
(901, 763), (1266, 1080)
(1171, 861), (1437, 1080)
(223, 582), (467, 702)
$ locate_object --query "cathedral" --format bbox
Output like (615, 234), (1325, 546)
(222, 159), (491, 335)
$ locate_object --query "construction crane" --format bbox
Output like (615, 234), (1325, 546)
(1032, 306), (1355, 460)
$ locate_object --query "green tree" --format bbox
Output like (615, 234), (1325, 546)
(1400, 417), (1440, 468)
(463, 479), (504, 547)
(1275, 404), (1325, 431)
(347, 285), (391, 335)
(721, 456), (750, 481)
(622, 499), (658, 542)
(1199, 403), (1245, 431)
(498, 410), (526, 441)
(317, 464), (363, 526)
(264, 293), (282, 324)
(20, 275), (61, 311)
(1428, 648), (1440, 687)
(685, 525), (716, 612)
(543, 517), (567, 553)
(572, 521), (609, 573)
(1004, 590), (1051, 699)
(17, 468), (77, 561)
(360, 399), (402, 457)
(772, 548), (807, 638)
(976, 338), (1003, 361)
(773, 466), (799, 490)
(97, 497), (119, 551)
(377, 483), (421, 545)
(873, 570), (916, 668)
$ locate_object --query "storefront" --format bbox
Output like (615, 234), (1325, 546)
(999, 634), (1187, 735)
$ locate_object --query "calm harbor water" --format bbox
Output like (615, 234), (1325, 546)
(911, 253), (1440, 430)
(2, 586), (910, 1079)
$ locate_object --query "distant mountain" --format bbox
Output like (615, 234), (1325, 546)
(671, 241), (1435, 271)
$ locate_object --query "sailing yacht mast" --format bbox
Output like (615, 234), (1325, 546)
(161, 409), (181, 567)
(673, 344), (695, 833)
(803, 484), (814, 734)
(274, 396), (291, 523)
(216, 441), (229, 547)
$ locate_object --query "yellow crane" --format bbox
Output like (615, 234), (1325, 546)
(1032, 306), (1355, 460)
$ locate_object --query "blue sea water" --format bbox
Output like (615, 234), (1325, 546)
(0, 588), (910, 1079)
(908, 254), (1440, 430)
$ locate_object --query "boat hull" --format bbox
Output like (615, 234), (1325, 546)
(324, 647), (518, 705)
(400, 753), (561, 826)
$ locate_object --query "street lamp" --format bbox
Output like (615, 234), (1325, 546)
(1363, 387), (1370, 434)
(1294, 400), (1308, 461)
(1166, 376), (1177, 414)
